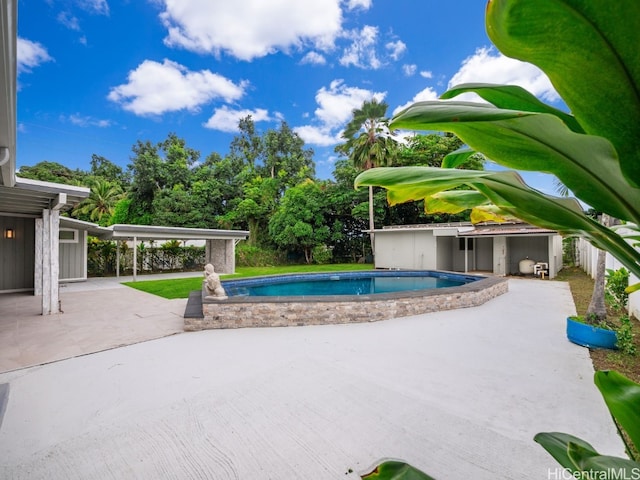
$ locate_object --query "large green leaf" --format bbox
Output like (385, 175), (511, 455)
(355, 167), (640, 280)
(361, 460), (435, 480)
(441, 146), (475, 169)
(533, 432), (598, 472)
(594, 371), (640, 453)
(486, 0), (640, 187)
(535, 433), (640, 475)
(441, 83), (583, 133)
(390, 101), (640, 225)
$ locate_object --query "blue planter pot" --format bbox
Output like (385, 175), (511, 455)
(566, 317), (618, 350)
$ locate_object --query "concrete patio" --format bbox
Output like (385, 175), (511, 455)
(0, 273), (195, 372)
(0, 278), (627, 479)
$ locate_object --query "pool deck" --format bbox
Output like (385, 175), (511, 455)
(0, 277), (627, 479)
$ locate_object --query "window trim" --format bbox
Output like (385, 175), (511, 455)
(59, 228), (79, 243)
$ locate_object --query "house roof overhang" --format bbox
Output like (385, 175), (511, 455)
(0, 177), (90, 216)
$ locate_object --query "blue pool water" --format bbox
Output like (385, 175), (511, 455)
(222, 271), (479, 297)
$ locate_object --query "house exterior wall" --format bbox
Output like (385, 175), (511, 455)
(0, 216), (35, 291)
(475, 237), (493, 271)
(452, 238), (474, 272)
(59, 229), (87, 282)
(436, 237), (453, 270)
(549, 235), (564, 278)
(374, 230), (436, 270)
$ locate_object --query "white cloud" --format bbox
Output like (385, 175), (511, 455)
(158, 0), (342, 61)
(300, 51), (327, 66)
(64, 113), (111, 128)
(449, 46), (559, 102)
(17, 38), (53, 74)
(420, 70), (433, 79)
(77, 0), (109, 15)
(386, 40), (406, 61)
(315, 79), (385, 128)
(107, 59), (247, 116)
(393, 86), (439, 115)
(294, 125), (340, 146)
(57, 11), (80, 30)
(294, 79), (386, 147)
(339, 25), (381, 69)
(345, 0), (371, 10)
(204, 106), (271, 133)
(402, 64), (417, 76)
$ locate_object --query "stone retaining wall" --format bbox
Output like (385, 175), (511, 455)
(185, 276), (508, 331)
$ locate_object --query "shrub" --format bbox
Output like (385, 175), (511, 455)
(235, 244), (282, 267)
(312, 244), (333, 264)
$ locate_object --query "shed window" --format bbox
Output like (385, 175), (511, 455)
(59, 229), (78, 243)
(458, 238), (474, 250)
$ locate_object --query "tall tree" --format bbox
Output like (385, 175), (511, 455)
(89, 154), (129, 188)
(159, 132), (199, 189)
(229, 116), (263, 169)
(127, 140), (164, 223)
(268, 180), (330, 263)
(17, 161), (87, 185)
(263, 121), (315, 190)
(335, 99), (399, 249)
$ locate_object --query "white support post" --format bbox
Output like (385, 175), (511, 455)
(132, 236), (137, 282)
(49, 209), (60, 314)
(41, 209), (51, 315)
(464, 237), (469, 273)
(116, 241), (120, 279)
(34, 218), (43, 296)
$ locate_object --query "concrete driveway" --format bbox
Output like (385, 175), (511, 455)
(0, 278), (626, 479)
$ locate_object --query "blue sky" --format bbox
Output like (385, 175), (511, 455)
(17, 0), (561, 193)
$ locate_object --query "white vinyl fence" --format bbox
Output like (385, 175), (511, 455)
(577, 233), (640, 319)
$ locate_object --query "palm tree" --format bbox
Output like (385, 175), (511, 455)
(336, 99), (398, 252)
(74, 178), (124, 225)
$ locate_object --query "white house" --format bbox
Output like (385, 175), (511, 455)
(372, 222), (563, 279)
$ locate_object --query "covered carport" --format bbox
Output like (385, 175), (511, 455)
(98, 224), (249, 281)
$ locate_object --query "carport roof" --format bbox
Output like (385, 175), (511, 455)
(59, 218), (249, 242)
(457, 223), (557, 237)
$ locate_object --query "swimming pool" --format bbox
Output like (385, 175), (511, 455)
(186, 270), (509, 330)
(223, 271), (471, 297)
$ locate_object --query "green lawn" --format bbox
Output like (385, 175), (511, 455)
(122, 263), (373, 299)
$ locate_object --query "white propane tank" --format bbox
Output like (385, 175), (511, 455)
(519, 257), (536, 274)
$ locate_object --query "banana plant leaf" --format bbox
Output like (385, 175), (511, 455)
(441, 146), (475, 169)
(594, 371), (640, 452)
(355, 167), (640, 281)
(422, 191), (516, 223)
(360, 460), (435, 480)
(534, 433), (640, 475)
(486, 0), (640, 188)
(441, 83), (583, 133)
(390, 102), (640, 225)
